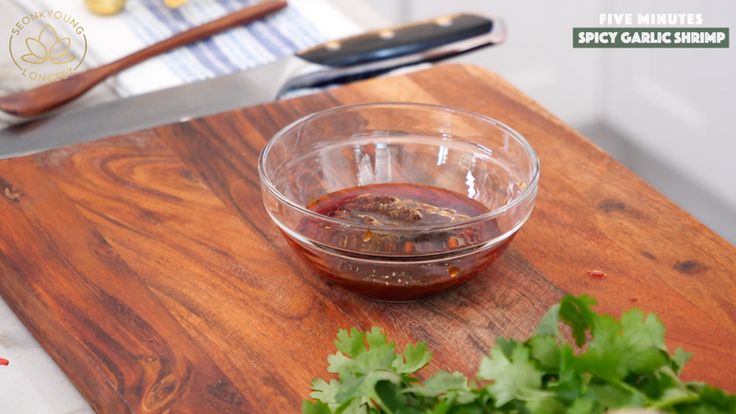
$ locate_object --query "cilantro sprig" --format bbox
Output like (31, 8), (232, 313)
(303, 295), (735, 414)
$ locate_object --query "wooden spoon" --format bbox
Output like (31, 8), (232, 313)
(0, 0), (287, 118)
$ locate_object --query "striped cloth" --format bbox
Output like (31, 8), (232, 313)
(11, 0), (361, 97)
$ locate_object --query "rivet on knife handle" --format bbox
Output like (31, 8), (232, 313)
(297, 14), (498, 68)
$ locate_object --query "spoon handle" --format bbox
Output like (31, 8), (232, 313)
(107, 0), (287, 74)
(0, 0), (287, 117)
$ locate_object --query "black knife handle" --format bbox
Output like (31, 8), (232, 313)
(297, 14), (495, 67)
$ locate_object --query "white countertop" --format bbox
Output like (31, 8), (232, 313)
(0, 298), (93, 414)
(0, 1), (387, 412)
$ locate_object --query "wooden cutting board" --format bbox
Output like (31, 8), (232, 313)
(0, 64), (734, 413)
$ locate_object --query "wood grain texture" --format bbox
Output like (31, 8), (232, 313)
(0, 64), (733, 413)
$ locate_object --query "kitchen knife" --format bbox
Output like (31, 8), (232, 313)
(0, 13), (506, 159)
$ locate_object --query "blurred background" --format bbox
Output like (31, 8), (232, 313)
(368, 0), (735, 242)
(0, 2), (733, 413)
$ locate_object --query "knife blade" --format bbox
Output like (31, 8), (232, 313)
(0, 13), (506, 159)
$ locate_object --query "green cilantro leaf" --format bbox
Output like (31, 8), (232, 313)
(302, 400), (332, 414)
(405, 371), (469, 397)
(394, 341), (431, 374)
(558, 295), (597, 346)
(533, 303), (561, 337)
(479, 345), (544, 406)
(310, 378), (340, 404)
(336, 328), (367, 358)
(303, 295), (735, 414)
(672, 347), (692, 374)
(529, 335), (560, 370)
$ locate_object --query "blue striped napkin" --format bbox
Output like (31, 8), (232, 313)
(11, 0), (361, 96)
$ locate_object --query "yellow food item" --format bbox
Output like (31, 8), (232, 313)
(163, 0), (189, 8)
(85, 0), (126, 15)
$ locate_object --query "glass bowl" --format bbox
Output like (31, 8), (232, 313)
(258, 103), (539, 301)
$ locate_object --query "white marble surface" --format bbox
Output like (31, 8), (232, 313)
(0, 298), (93, 414)
(0, 1), (386, 412)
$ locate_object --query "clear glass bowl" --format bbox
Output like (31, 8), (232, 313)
(258, 103), (539, 301)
